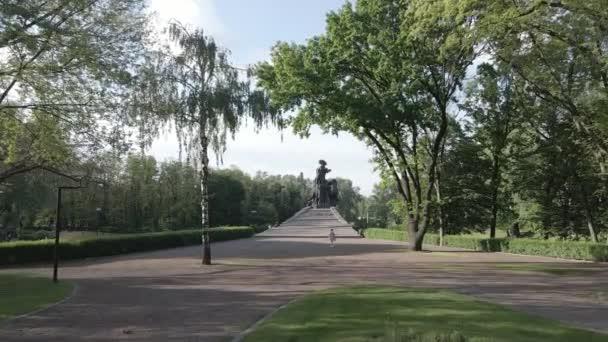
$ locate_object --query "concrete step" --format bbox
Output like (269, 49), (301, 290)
(258, 207), (360, 238)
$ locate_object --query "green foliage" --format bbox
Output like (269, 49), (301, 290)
(208, 170), (246, 226)
(0, 0), (151, 181)
(498, 239), (608, 263)
(1, 155), (343, 238)
(156, 22), (276, 160)
(366, 179), (404, 229)
(363, 229), (608, 262)
(344, 1), (608, 244)
(247, 201), (279, 227)
(365, 229), (408, 242)
(438, 132), (494, 234)
(477, 0), (608, 172)
(0, 227), (254, 265)
(335, 178), (363, 223)
(256, 0), (479, 250)
(157, 160), (201, 230)
(243, 171), (313, 225)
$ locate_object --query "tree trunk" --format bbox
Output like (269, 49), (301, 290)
(412, 233), (424, 251)
(434, 173), (444, 246)
(101, 179), (109, 227)
(584, 209), (598, 243)
(489, 191), (498, 239)
(407, 215), (422, 251)
(489, 156), (500, 239)
(576, 174), (599, 243)
(580, 188), (599, 243)
(412, 105), (449, 251)
(200, 135), (211, 265)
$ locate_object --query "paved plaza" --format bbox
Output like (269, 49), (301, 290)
(1, 209), (607, 341)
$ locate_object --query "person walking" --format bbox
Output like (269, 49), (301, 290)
(329, 228), (336, 247)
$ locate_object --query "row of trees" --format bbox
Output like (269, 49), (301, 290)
(2, 153), (359, 235)
(256, 0), (608, 249)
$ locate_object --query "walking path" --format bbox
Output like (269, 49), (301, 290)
(1, 209), (607, 341)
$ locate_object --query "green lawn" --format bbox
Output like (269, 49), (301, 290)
(0, 274), (72, 320)
(243, 287), (608, 342)
(493, 263), (598, 276)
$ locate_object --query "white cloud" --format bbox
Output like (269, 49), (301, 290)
(148, 0), (225, 37)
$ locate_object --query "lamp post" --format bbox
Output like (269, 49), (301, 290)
(95, 208), (102, 237)
(53, 185), (84, 283)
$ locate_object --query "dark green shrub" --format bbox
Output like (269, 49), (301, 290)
(590, 244), (608, 262)
(503, 238), (608, 262)
(0, 227), (254, 265)
(252, 225), (270, 234)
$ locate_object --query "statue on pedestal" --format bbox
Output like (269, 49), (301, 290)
(311, 160), (339, 208)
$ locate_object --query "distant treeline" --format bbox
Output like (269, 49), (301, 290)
(0, 154), (363, 237)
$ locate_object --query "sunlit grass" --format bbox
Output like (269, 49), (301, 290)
(244, 287), (608, 342)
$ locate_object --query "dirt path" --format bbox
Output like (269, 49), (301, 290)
(1, 215), (607, 341)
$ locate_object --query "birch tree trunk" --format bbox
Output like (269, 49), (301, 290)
(435, 181), (444, 247)
(580, 183), (599, 243)
(575, 172), (599, 243)
(200, 133), (211, 265)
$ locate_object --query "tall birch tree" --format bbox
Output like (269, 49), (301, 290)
(155, 22), (277, 264)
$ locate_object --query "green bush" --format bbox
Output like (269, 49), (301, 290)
(363, 228), (608, 262)
(501, 239), (608, 261)
(365, 229), (409, 242)
(252, 224), (270, 234)
(0, 227), (254, 265)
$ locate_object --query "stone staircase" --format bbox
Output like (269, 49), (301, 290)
(258, 207), (360, 238)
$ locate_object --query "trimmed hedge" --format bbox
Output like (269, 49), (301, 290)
(365, 229), (409, 242)
(0, 227), (254, 266)
(363, 228), (608, 262)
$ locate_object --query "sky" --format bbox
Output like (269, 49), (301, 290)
(147, 0), (380, 195)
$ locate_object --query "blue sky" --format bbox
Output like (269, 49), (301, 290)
(148, 0), (380, 195)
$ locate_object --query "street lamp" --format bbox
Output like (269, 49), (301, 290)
(95, 208), (102, 237)
(53, 185), (84, 283)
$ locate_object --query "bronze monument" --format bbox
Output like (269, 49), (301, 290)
(311, 160), (339, 208)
